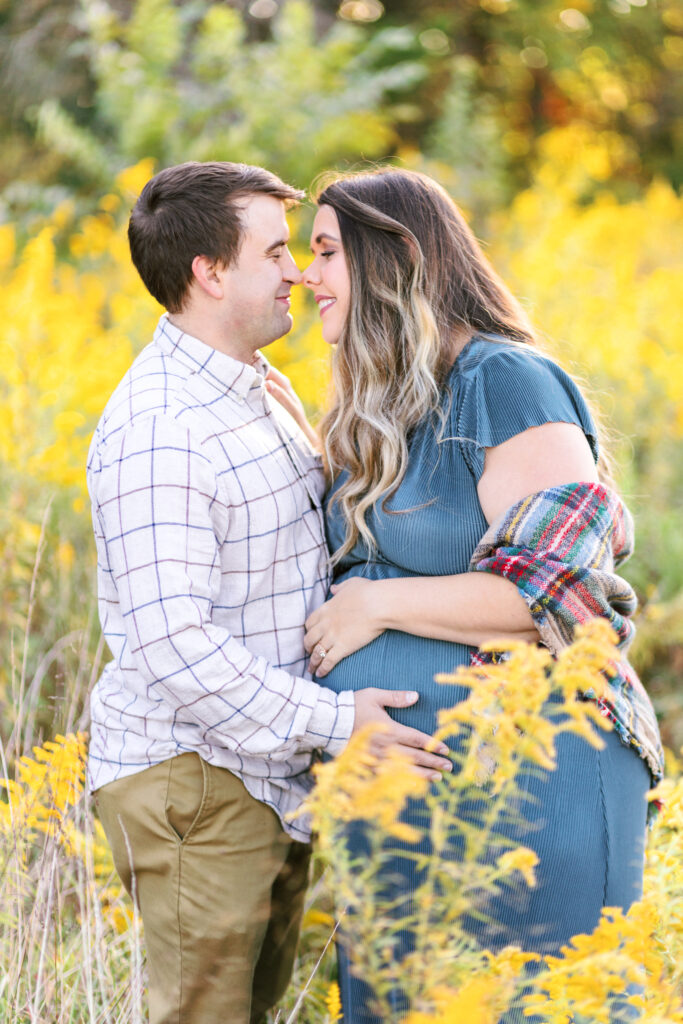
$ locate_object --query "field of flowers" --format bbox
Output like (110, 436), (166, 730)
(1, 129), (682, 1021)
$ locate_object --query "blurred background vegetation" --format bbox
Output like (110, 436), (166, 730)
(1, 0), (682, 218)
(1, 0), (682, 755)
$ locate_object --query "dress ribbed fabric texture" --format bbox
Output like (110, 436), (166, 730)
(317, 336), (650, 1024)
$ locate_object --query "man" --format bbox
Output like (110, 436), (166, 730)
(87, 161), (451, 1024)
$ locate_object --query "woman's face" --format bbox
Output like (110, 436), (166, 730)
(303, 204), (351, 346)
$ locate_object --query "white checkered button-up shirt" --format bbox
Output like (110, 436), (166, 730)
(87, 315), (354, 840)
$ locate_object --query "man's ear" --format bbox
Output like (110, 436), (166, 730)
(191, 255), (225, 299)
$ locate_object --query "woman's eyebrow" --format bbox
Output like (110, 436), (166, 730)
(310, 232), (340, 250)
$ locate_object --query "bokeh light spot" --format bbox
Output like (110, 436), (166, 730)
(521, 46), (548, 68)
(249, 0), (278, 19)
(559, 8), (592, 31)
(419, 29), (450, 54)
(339, 0), (384, 22)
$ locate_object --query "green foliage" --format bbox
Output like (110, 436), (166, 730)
(25, 0), (426, 194)
(2, 0), (680, 218)
(425, 54), (511, 219)
(400, 0), (682, 204)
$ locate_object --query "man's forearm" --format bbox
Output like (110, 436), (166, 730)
(127, 619), (355, 760)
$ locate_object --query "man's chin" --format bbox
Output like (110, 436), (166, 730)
(262, 313), (294, 347)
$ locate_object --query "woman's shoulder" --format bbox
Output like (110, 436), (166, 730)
(446, 333), (599, 479)
(451, 333), (563, 383)
(450, 332), (593, 410)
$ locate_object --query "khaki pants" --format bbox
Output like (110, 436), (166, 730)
(95, 754), (311, 1024)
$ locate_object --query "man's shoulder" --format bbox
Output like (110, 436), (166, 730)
(92, 341), (204, 449)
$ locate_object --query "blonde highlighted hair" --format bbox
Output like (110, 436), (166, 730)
(315, 168), (536, 563)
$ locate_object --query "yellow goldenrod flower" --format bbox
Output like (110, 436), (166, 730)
(325, 982), (342, 1022)
(496, 847), (539, 889)
(300, 726), (429, 848)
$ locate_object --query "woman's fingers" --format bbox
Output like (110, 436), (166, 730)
(313, 654), (335, 677)
(265, 379), (297, 419)
(308, 641), (336, 676)
(303, 617), (323, 654)
(265, 365), (290, 387)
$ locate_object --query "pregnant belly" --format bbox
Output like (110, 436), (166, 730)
(316, 628), (474, 738)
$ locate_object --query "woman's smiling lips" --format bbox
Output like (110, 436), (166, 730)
(316, 295), (336, 316)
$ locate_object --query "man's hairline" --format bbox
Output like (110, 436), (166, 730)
(173, 188), (301, 312)
(222, 188), (301, 268)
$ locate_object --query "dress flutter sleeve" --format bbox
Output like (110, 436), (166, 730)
(452, 342), (599, 481)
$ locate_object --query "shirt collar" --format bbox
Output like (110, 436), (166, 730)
(154, 314), (270, 401)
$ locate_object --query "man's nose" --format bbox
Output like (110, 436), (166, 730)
(284, 252), (303, 285)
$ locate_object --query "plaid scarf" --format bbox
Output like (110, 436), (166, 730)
(470, 482), (663, 784)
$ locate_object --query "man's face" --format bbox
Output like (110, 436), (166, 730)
(217, 194), (302, 358)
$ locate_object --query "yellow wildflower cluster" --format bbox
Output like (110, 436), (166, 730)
(496, 847), (539, 890)
(3, 137), (681, 505)
(302, 725), (429, 848)
(525, 899), (682, 1024)
(325, 981), (343, 1022)
(433, 620), (613, 792)
(0, 731), (139, 1015)
(0, 731), (87, 841)
(0, 653), (681, 1019)
(641, 760), (683, 1015)
(490, 124), (683, 442)
(0, 167), (330, 500)
(403, 948), (537, 1024)
(305, 621), (683, 1021)
(0, 732), (128, 928)
(0, 208), (149, 492)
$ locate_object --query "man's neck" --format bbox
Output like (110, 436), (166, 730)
(166, 310), (256, 365)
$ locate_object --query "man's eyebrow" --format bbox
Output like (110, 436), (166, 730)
(264, 238), (289, 254)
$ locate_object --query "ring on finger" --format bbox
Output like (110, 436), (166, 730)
(314, 644), (327, 662)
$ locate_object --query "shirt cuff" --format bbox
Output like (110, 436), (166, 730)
(306, 687), (355, 756)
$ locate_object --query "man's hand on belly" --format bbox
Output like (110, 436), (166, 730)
(352, 687), (453, 782)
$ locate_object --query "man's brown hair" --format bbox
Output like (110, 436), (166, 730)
(128, 161), (304, 312)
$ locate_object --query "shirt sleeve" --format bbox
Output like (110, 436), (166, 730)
(93, 415), (354, 761)
(453, 343), (599, 481)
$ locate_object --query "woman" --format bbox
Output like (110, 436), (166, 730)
(270, 168), (662, 1022)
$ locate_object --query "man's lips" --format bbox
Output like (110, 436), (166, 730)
(275, 294), (291, 306)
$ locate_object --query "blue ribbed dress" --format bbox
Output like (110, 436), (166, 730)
(317, 336), (650, 1023)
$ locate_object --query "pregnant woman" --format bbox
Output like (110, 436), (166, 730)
(271, 168), (662, 1023)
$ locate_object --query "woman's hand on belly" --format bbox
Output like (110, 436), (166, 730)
(304, 577), (383, 677)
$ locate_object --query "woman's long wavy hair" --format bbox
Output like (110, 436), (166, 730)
(316, 168), (536, 564)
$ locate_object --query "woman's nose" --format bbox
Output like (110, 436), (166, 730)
(302, 258), (320, 288)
